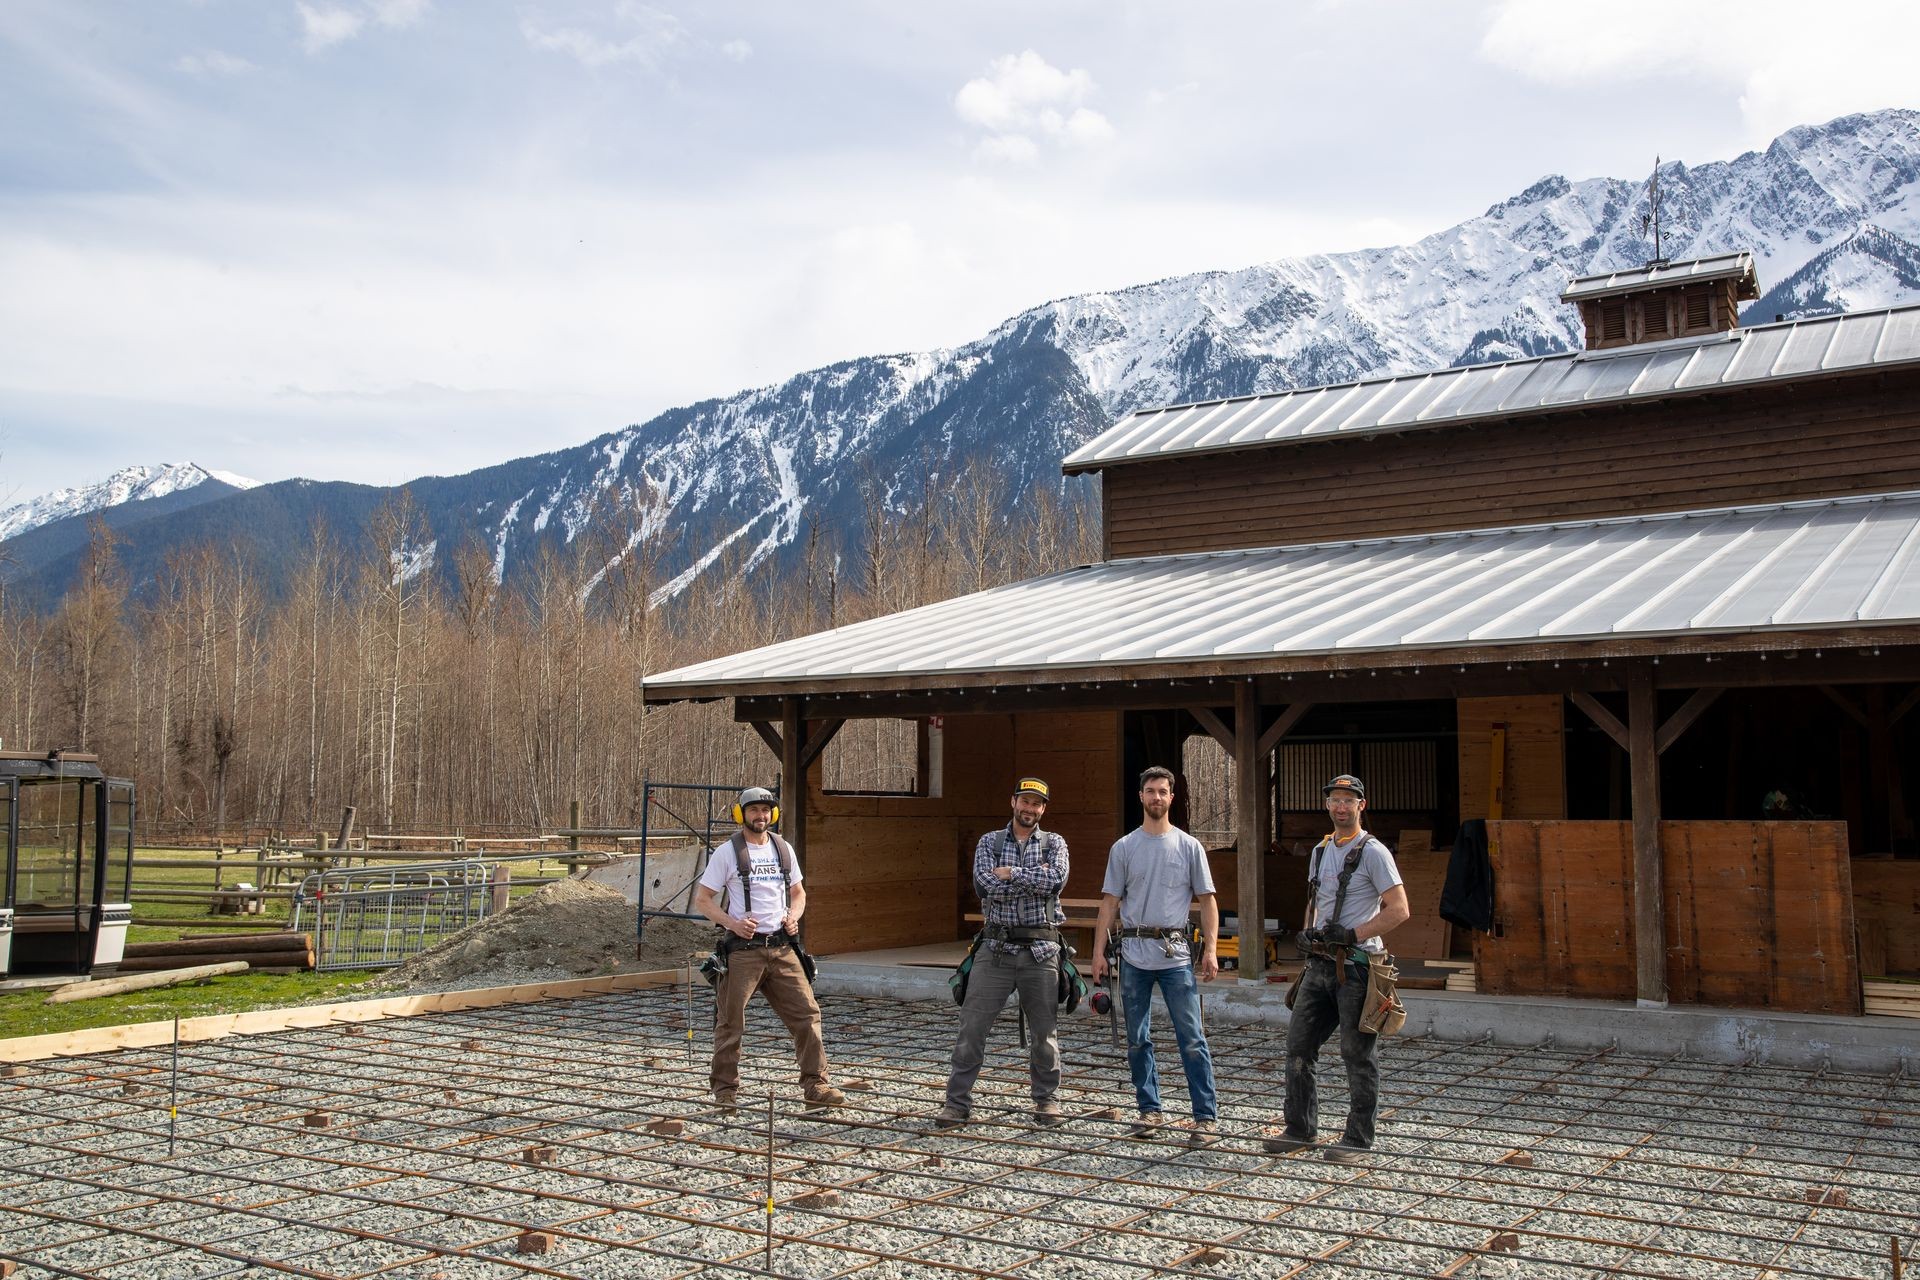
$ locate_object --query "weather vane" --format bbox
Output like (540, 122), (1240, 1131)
(1641, 156), (1667, 267)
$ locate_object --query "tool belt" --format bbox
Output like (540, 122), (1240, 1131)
(983, 924), (1062, 943)
(1117, 926), (1185, 941)
(727, 930), (794, 951)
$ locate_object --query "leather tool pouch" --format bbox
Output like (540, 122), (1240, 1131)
(1358, 954), (1407, 1035)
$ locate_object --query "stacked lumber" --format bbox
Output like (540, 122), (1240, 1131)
(1443, 964), (1477, 993)
(1862, 980), (1920, 1019)
(119, 932), (314, 973)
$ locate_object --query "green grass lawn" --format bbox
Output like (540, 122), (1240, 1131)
(3, 847), (568, 1042)
(0, 969), (379, 1040)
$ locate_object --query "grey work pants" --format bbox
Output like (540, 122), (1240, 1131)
(943, 946), (1060, 1113)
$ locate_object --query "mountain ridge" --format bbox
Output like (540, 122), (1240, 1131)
(7, 108), (1920, 609)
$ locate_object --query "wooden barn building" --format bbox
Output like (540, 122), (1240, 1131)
(646, 250), (1920, 1017)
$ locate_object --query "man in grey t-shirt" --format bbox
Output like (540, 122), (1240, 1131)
(1091, 766), (1220, 1144)
(1265, 774), (1410, 1163)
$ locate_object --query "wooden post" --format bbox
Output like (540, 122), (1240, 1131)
(1233, 679), (1267, 982)
(780, 698), (805, 872)
(569, 800), (581, 852)
(336, 806), (357, 852)
(1627, 667), (1666, 1008)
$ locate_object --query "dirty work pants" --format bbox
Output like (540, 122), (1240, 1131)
(943, 947), (1061, 1113)
(1120, 960), (1217, 1121)
(1282, 955), (1380, 1148)
(709, 944), (830, 1097)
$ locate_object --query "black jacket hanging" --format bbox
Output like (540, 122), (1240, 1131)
(1440, 819), (1495, 933)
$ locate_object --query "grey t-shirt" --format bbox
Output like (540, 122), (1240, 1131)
(1308, 831), (1403, 955)
(1101, 826), (1215, 970)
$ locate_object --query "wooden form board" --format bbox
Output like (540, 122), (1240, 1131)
(1390, 851), (1452, 960)
(1663, 822), (1859, 1014)
(1477, 820), (1861, 1013)
(1476, 822), (1637, 1000)
(0, 970), (688, 1063)
(1458, 697), (1565, 822)
(1851, 859), (1920, 976)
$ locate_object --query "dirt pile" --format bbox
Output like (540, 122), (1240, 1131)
(371, 877), (719, 993)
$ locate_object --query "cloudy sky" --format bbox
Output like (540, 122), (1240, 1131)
(2, 0), (1916, 501)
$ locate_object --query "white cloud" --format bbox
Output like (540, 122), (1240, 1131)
(297, 3), (365, 52)
(720, 38), (752, 63)
(523, 3), (685, 70)
(369, 0), (432, 28)
(1479, 0), (1920, 144)
(175, 50), (255, 76)
(954, 50), (1114, 163)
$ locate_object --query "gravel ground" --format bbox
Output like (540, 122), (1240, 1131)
(1, 989), (1915, 1280)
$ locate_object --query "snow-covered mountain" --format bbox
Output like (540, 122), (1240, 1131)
(7, 108), (1920, 606)
(0, 463), (259, 543)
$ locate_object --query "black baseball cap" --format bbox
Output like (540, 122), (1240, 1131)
(1322, 774), (1365, 798)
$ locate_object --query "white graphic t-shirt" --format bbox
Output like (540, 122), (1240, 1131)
(698, 836), (800, 934)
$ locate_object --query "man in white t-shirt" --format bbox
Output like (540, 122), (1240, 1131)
(693, 787), (844, 1111)
(1265, 774), (1410, 1163)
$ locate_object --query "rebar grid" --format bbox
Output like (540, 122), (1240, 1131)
(0, 986), (1915, 1280)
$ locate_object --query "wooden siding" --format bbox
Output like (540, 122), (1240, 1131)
(1477, 820), (1859, 1013)
(802, 710), (1120, 954)
(1102, 371), (1920, 558)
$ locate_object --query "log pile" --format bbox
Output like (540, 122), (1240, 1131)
(119, 932), (315, 973)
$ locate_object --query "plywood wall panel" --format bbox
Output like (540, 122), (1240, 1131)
(1390, 851), (1452, 960)
(1459, 697), (1565, 821)
(1851, 859), (1920, 975)
(1476, 821), (1636, 999)
(1664, 821), (1857, 1014)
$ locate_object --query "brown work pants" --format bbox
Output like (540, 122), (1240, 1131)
(710, 944), (831, 1097)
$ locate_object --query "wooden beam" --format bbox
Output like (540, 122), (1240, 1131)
(1568, 691), (1629, 752)
(45, 961), (250, 1004)
(749, 720), (783, 759)
(1656, 687), (1722, 755)
(797, 718), (845, 771)
(1256, 702), (1314, 756)
(1891, 685), (1920, 726)
(1233, 679), (1267, 982)
(1628, 667), (1666, 1008)
(1, 970), (689, 1063)
(1188, 706), (1234, 752)
(1819, 685), (1870, 728)
(781, 700), (808, 950)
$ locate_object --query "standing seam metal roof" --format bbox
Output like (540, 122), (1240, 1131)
(1060, 305), (1920, 473)
(1559, 251), (1757, 302)
(644, 489), (1920, 692)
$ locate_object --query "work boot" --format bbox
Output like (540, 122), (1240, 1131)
(712, 1090), (737, 1111)
(1129, 1111), (1163, 1140)
(804, 1086), (847, 1111)
(927, 1104), (969, 1131)
(1261, 1131), (1314, 1154)
(1186, 1118), (1218, 1147)
(1322, 1142), (1367, 1165)
(1032, 1100), (1066, 1128)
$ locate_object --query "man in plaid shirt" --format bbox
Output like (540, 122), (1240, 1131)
(930, 777), (1070, 1129)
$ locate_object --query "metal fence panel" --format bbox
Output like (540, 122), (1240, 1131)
(291, 860), (493, 971)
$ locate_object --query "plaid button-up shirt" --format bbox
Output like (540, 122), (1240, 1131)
(974, 824), (1069, 961)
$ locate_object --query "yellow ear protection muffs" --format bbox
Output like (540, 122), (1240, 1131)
(731, 786), (780, 826)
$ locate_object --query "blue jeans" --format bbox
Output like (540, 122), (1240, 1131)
(1120, 961), (1217, 1120)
